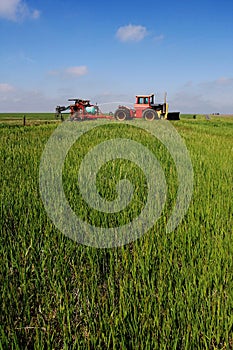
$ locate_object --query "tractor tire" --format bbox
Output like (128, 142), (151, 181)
(114, 109), (128, 121)
(72, 112), (83, 121)
(143, 109), (159, 121)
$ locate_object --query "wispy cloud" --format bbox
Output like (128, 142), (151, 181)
(170, 77), (233, 113)
(65, 66), (88, 77)
(48, 66), (88, 78)
(200, 77), (233, 87)
(0, 86), (60, 112)
(48, 70), (60, 76)
(0, 83), (15, 92)
(153, 34), (164, 42)
(31, 9), (40, 20)
(19, 51), (36, 63)
(116, 24), (148, 42)
(0, 0), (40, 21)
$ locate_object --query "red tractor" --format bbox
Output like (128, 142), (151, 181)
(55, 93), (180, 121)
(114, 93), (180, 121)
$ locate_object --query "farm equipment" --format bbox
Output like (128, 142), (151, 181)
(55, 93), (180, 121)
(114, 93), (180, 121)
(56, 99), (95, 120)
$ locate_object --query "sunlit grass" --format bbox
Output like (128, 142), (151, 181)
(0, 118), (232, 349)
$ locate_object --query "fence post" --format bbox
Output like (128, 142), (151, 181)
(23, 115), (26, 126)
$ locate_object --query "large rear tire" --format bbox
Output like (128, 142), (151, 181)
(143, 109), (159, 121)
(114, 109), (128, 121)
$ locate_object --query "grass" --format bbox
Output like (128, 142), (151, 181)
(0, 113), (56, 120)
(0, 117), (233, 349)
(0, 113), (63, 126)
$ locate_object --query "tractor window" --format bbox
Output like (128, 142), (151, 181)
(138, 97), (144, 104)
(137, 97), (151, 104)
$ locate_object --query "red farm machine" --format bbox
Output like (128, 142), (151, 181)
(55, 93), (180, 121)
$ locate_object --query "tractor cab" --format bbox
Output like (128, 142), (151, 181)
(135, 94), (154, 106)
(134, 94), (154, 118)
(134, 94), (168, 119)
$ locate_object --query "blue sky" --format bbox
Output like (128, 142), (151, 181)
(0, 0), (232, 113)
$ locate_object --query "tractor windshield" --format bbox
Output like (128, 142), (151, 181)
(137, 97), (149, 104)
(136, 95), (154, 105)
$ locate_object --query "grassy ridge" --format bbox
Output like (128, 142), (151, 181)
(0, 118), (233, 349)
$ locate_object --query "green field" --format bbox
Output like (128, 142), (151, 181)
(1, 116), (233, 349)
(0, 113), (61, 126)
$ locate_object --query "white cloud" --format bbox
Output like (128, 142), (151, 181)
(201, 77), (233, 87)
(19, 51), (36, 63)
(116, 24), (148, 42)
(0, 0), (40, 21)
(48, 66), (88, 78)
(153, 34), (164, 42)
(31, 9), (40, 19)
(0, 86), (59, 112)
(170, 77), (233, 113)
(0, 83), (15, 92)
(65, 66), (88, 77)
(48, 70), (59, 76)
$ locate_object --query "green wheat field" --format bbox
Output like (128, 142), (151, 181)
(0, 114), (232, 349)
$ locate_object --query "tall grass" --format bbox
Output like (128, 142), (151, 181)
(0, 118), (232, 349)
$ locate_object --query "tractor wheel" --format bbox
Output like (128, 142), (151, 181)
(114, 109), (128, 121)
(72, 112), (83, 121)
(143, 109), (159, 121)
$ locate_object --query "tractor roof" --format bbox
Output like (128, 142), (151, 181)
(135, 94), (154, 98)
